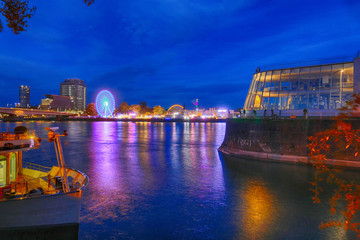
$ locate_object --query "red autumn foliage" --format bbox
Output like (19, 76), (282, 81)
(0, 0), (94, 34)
(309, 94), (360, 238)
(0, 0), (36, 34)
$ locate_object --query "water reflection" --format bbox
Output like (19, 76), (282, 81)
(241, 180), (278, 239)
(5, 121), (356, 239)
(82, 121), (133, 224)
(80, 122), (227, 229)
(181, 123), (226, 204)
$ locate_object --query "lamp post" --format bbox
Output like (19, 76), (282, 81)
(340, 70), (344, 107)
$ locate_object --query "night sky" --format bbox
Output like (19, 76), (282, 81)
(0, 0), (360, 109)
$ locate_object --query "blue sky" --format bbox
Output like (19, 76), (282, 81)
(0, 0), (360, 109)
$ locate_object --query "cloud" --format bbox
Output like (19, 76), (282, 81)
(1, 0), (360, 109)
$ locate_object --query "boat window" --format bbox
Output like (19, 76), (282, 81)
(10, 153), (16, 182)
(0, 155), (6, 186)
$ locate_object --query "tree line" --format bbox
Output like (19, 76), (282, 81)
(84, 102), (167, 117)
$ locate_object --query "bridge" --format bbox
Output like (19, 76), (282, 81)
(0, 107), (75, 117)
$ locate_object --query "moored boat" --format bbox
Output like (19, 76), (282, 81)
(0, 126), (88, 229)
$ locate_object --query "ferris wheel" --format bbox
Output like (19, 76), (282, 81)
(95, 90), (115, 118)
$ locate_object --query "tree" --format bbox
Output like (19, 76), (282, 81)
(0, 0), (36, 34)
(308, 94), (360, 237)
(118, 102), (130, 114)
(0, 0), (93, 34)
(153, 105), (166, 116)
(139, 102), (153, 116)
(144, 106), (153, 115)
(129, 104), (141, 115)
(85, 103), (98, 116)
(139, 102), (147, 115)
(84, 0), (95, 6)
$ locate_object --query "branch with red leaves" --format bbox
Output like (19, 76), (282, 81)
(309, 126), (360, 238)
(0, 0), (94, 34)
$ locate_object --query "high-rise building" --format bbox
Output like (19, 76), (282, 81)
(19, 85), (30, 108)
(60, 78), (87, 111)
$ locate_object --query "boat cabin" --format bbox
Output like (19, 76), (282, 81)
(0, 127), (36, 197)
(0, 151), (20, 187)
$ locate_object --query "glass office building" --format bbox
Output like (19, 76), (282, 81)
(60, 78), (87, 111)
(19, 85), (30, 108)
(244, 58), (360, 113)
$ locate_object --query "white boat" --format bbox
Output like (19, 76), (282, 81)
(0, 126), (88, 230)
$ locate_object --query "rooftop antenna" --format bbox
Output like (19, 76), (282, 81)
(356, 51), (360, 58)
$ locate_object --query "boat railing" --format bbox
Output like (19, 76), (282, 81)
(0, 164), (88, 200)
(23, 161), (52, 172)
(0, 130), (35, 141)
(0, 175), (63, 200)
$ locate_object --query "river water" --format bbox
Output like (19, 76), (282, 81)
(2, 121), (359, 239)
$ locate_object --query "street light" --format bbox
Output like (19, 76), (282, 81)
(340, 69), (344, 107)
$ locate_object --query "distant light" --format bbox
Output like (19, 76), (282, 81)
(217, 109), (227, 113)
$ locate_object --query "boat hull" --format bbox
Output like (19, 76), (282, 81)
(0, 190), (82, 229)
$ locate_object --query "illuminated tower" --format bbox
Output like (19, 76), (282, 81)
(192, 99), (199, 114)
(19, 85), (30, 108)
(60, 78), (87, 111)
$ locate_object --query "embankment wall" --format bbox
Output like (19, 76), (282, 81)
(219, 118), (360, 167)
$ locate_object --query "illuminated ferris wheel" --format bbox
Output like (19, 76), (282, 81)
(95, 90), (115, 118)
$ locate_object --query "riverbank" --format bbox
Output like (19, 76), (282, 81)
(1, 117), (227, 123)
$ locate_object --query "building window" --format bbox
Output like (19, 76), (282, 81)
(0, 155), (7, 186)
(10, 153), (16, 182)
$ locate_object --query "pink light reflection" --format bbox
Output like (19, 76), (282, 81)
(81, 122), (133, 224)
(183, 123), (226, 202)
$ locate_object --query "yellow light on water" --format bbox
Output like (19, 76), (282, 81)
(241, 180), (278, 239)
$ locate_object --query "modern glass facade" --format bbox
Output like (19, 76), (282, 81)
(60, 78), (87, 111)
(244, 60), (360, 112)
(19, 85), (30, 108)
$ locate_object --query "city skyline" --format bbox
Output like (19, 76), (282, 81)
(0, 0), (360, 109)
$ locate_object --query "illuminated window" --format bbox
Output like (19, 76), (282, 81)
(10, 153), (16, 182)
(254, 96), (261, 108)
(0, 155), (6, 186)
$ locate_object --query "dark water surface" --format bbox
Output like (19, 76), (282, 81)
(2, 121), (359, 239)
